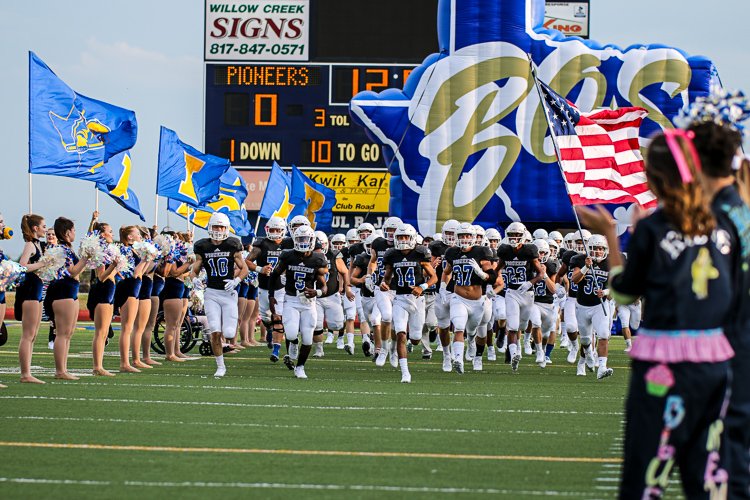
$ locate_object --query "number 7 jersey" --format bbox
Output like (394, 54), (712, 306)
(193, 237), (243, 290)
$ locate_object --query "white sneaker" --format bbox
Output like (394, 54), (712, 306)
(545, 356), (552, 365)
(375, 350), (387, 367)
(472, 357), (483, 371)
(452, 359), (464, 374)
(585, 350), (596, 370)
(624, 345), (632, 353)
(214, 366), (226, 378)
(566, 348), (578, 364)
(466, 340), (476, 361)
(336, 336), (345, 350)
(294, 366), (308, 379)
(400, 372), (412, 383)
(324, 332), (334, 344)
(539, 357), (547, 369)
(511, 354), (521, 373)
(576, 361), (586, 376)
(48, 341), (54, 350)
(421, 348), (432, 360)
(389, 350), (398, 368)
(560, 337), (570, 349)
(289, 343), (299, 361)
(442, 355), (452, 372)
(344, 343), (354, 355)
(597, 367), (614, 380)
(487, 346), (497, 361)
(436, 343), (444, 352)
(313, 344), (325, 358)
(535, 349), (545, 365)
(524, 341), (533, 356)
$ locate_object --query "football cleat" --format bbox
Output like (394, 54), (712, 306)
(344, 343), (354, 355)
(597, 367), (614, 380)
(524, 341), (533, 356)
(511, 354), (521, 373)
(535, 349), (545, 365)
(362, 340), (372, 357)
(545, 356), (552, 365)
(270, 353), (279, 363)
(213, 366), (226, 378)
(566, 348), (578, 364)
(282, 355), (294, 370)
(452, 359), (464, 374)
(375, 350), (387, 367)
(442, 355), (452, 372)
(336, 336), (345, 349)
(585, 350), (596, 370)
(400, 372), (412, 383)
(324, 332), (334, 344)
(435, 343), (444, 352)
(472, 357), (483, 372)
(294, 366), (308, 379)
(389, 349), (398, 368)
(422, 348), (433, 360)
(576, 363), (587, 376)
(487, 346), (497, 361)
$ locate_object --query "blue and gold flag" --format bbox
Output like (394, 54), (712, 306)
(96, 151), (145, 221)
(257, 162), (295, 220)
(289, 165), (336, 232)
(157, 126), (230, 207)
(28, 52), (137, 183)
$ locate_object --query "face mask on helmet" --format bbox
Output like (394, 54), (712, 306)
(574, 239), (586, 253)
(538, 249), (549, 263)
(395, 234), (414, 250)
(293, 227), (315, 252)
(591, 246), (607, 262)
(457, 232), (474, 250)
(209, 224), (229, 241)
(507, 232), (523, 246)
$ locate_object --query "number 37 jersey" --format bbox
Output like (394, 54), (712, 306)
(382, 246), (431, 294)
(444, 246), (494, 287)
(193, 237), (243, 290)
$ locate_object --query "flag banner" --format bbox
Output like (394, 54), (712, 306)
(28, 51), (137, 183)
(157, 126), (230, 207)
(96, 151), (145, 222)
(289, 165), (337, 232)
(536, 78), (656, 208)
(257, 162), (295, 220)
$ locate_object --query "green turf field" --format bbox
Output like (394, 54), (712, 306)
(0, 323), (685, 499)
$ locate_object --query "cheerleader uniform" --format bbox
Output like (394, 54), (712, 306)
(44, 246), (81, 321)
(160, 259), (186, 301)
(87, 278), (116, 319)
(139, 274), (154, 301)
(14, 239), (45, 320)
(151, 274), (165, 297)
(0, 249), (5, 305)
(613, 210), (734, 499)
(114, 245), (142, 310)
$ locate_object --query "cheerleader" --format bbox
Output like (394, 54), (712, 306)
(132, 227), (156, 368)
(46, 217), (89, 380)
(0, 213), (8, 389)
(44, 227), (57, 349)
(160, 232), (191, 362)
(114, 226), (150, 372)
(16, 214), (48, 383)
(86, 222), (120, 376)
(143, 228), (165, 366)
(175, 232), (193, 359)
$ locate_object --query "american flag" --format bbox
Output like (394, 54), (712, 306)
(537, 79), (657, 208)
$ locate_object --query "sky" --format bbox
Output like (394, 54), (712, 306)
(0, 0), (748, 257)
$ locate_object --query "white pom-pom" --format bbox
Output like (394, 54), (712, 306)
(0, 260), (27, 291)
(36, 246), (67, 282)
(133, 241), (158, 261)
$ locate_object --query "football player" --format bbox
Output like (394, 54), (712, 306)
(485, 228), (505, 360)
(368, 217), (402, 367)
(350, 233), (380, 357)
(270, 226), (328, 379)
(349, 223), (375, 354)
(496, 222), (545, 373)
(442, 223), (497, 372)
(245, 216), (286, 363)
(331, 233), (357, 352)
(381, 224), (436, 382)
(432, 219), (460, 372)
(191, 213), (248, 378)
(556, 231), (586, 361)
(529, 239), (558, 368)
(312, 232), (351, 357)
(570, 234), (614, 379)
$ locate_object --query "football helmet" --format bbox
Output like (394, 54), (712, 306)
(293, 225), (316, 252)
(485, 228), (501, 250)
(456, 222), (476, 250)
(548, 231), (563, 245)
(208, 212), (231, 241)
(573, 229), (591, 253)
(523, 230), (532, 244)
(547, 238), (560, 260)
(442, 219), (460, 246)
(532, 229), (549, 240)
(357, 222), (375, 240)
(433, 232), (443, 242)
(264, 216), (286, 241)
(315, 231), (329, 253)
(563, 232), (576, 251)
(345, 229), (359, 244)
(533, 238), (550, 263)
(363, 233), (378, 254)
(588, 234), (609, 262)
(394, 224), (417, 250)
(382, 217), (403, 243)
(415, 233), (424, 245)
(506, 222), (526, 246)
(289, 215), (311, 236)
(331, 233), (347, 251)
(472, 225), (486, 245)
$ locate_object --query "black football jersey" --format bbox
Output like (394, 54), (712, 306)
(352, 253), (374, 298)
(277, 250), (328, 296)
(560, 249), (581, 298)
(281, 237), (294, 250)
(428, 240), (450, 287)
(444, 245), (494, 288)
(253, 237), (283, 290)
(570, 254), (610, 307)
(383, 246), (431, 295)
(496, 244), (539, 290)
(371, 237), (394, 285)
(320, 249), (343, 298)
(534, 259), (559, 304)
(194, 237), (243, 290)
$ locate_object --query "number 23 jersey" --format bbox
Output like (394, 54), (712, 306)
(193, 237), (243, 290)
(278, 250), (328, 296)
(382, 246), (431, 294)
(496, 244), (538, 290)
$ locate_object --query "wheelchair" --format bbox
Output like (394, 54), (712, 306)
(151, 310), (214, 356)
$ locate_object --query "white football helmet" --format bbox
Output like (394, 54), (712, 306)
(506, 222), (526, 246)
(394, 224), (417, 250)
(547, 238), (560, 260)
(533, 238), (550, 263)
(363, 233), (378, 254)
(331, 233), (347, 251)
(549, 231), (563, 245)
(573, 229), (591, 253)
(345, 228), (359, 244)
(293, 225), (316, 252)
(415, 233), (424, 245)
(456, 222), (476, 250)
(357, 222), (375, 241)
(208, 212), (231, 241)
(523, 230), (532, 244)
(433, 232), (443, 242)
(472, 225), (486, 245)
(382, 217), (403, 243)
(485, 228), (501, 250)
(532, 229), (549, 240)
(589, 234), (609, 263)
(264, 216), (286, 241)
(442, 219), (460, 246)
(315, 231), (329, 253)
(563, 232), (576, 251)
(289, 215), (311, 236)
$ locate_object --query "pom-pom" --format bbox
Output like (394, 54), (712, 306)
(675, 85), (750, 136)
(152, 234), (175, 260)
(36, 246), (67, 282)
(133, 241), (158, 261)
(79, 233), (108, 269)
(110, 245), (132, 275)
(189, 288), (204, 311)
(0, 260), (27, 291)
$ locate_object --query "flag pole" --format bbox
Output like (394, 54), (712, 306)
(527, 54), (607, 316)
(95, 187), (100, 212)
(28, 173), (33, 213)
(253, 213), (262, 238)
(154, 195), (159, 228)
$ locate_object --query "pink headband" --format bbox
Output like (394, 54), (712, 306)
(663, 129), (702, 183)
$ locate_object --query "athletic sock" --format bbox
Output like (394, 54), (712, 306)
(475, 343), (485, 357)
(452, 341), (464, 362)
(346, 333), (354, 345)
(215, 355), (225, 368)
(508, 342), (518, 358)
(272, 343), (281, 356)
(398, 357), (409, 374)
(625, 339), (632, 348)
(338, 329), (345, 339)
(545, 343), (554, 357)
(599, 356), (608, 369)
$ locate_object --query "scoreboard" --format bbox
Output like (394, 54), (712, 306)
(203, 0), (437, 231)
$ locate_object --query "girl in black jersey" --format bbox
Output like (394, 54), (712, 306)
(17, 214), (48, 383)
